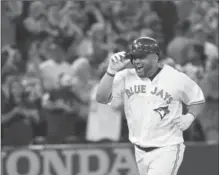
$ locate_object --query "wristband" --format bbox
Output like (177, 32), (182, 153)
(106, 71), (115, 77)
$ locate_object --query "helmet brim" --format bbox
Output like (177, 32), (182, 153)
(126, 50), (153, 59)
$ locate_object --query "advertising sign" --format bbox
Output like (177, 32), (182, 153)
(1, 143), (218, 175)
(1, 144), (138, 175)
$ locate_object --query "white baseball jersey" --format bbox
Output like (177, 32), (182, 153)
(110, 64), (205, 147)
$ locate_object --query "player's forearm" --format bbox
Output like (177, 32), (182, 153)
(96, 73), (114, 104)
(187, 102), (205, 118)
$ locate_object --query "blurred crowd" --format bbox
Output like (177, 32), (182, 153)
(1, 1), (218, 146)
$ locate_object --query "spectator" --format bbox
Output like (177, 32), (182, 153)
(39, 41), (72, 90)
(167, 19), (192, 65)
(47, 2), (64, 29)
(143, 12), (163, 40)
(112, 37), (129, 53)
(26, 41), (44, 76)
(23, 1), (46, 35)
(70, 23), (110, 98)
(86, 65), (122, 142)
(191, 24), (218, 71)
(84, 1), (105, 32)
(89, 23), (111, 59)
(1, 45), (23, 83)
(176, 0), (195, 21)
(13, 1), (31, 61)
(21, 74), (48, 143)
(1, 76), (41, 146)
(201, 58), (219, 100)
(75, 23), (109, 60)
(1, 77), (24, 126)
(180, 42), (206, 85)
(204, 7), (218, 41)
(42, 73), (84, 143)
(1, 1), (19, 46)
(199, 58), (219, 142)
(58, 3), (84, 49)
(160, 57), (176, 68)
(151, 1), (178, 51)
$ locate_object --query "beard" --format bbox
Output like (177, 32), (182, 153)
(134, 64), (153, 78)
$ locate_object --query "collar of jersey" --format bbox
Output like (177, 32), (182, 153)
(138, 65), (164, 81)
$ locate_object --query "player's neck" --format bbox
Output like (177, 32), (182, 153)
(148, 64), (159, 77)
(148, 64), (162, 81)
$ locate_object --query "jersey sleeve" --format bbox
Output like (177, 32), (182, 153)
(108, 70), (125, 108)
(179, 72), (205, 106)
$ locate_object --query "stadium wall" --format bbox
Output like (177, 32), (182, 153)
(1, 143), (218, 175)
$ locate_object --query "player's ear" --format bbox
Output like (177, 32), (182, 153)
(154, 54), (159, 63)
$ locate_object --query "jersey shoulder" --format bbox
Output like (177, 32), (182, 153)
(163, 64), (184, 78)
(163, 65), (195, 88)
(161, 64), (188, 88)
(115, 69), (135, 78)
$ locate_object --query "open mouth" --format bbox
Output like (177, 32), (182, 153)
(136, 65), (144, 72)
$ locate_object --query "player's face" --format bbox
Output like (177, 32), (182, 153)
(132, 53), (158, 78)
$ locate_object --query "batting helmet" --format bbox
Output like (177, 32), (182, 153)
(125, 37), (160, 60)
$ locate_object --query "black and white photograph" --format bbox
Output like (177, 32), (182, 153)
(1, 1), (218, 175)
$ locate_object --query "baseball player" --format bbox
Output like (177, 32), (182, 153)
(96, 37), (205, 175)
